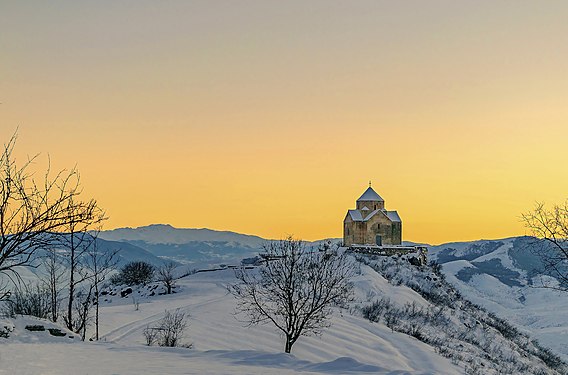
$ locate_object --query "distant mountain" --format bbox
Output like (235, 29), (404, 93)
(7, 236), (168, 284)
(101, 224), (267, 247)
(99, 224), (341, 269)
(429, 236), (568, 358)
(92, 237), (170, 267)
(99, 224), (269, 268)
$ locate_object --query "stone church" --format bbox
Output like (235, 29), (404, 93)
(343, 184), (402, 246)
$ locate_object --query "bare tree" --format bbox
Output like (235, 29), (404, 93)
(229, 237), (354, 353)
(40, 245), (66, 322)
(522, 201), (568, 291)
(156, 262), (178, 294)
(1, 283), (51, 319)
(61, 204), (105, 332)
(143, 309), (190, 347)
(0, 133), (100, 299)
(84, 235), (119, 340)
(70, 284), (94, 341)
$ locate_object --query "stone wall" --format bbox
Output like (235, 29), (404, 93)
(344, 213), (402, 246)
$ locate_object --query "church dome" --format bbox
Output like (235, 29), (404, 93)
(357, 187), (384, 202)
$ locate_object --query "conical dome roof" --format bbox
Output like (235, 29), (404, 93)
(357, 186), (384, 202)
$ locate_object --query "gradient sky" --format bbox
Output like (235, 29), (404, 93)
(1, 1), (567, 244)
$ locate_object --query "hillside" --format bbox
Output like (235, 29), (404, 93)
(429, 237), (568, 359)
(2, 251), (565, 374)
(97, 226), (568, 360)
(1, 260), (462, 375)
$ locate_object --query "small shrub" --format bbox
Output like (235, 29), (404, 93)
(143, 309), (190, 348)
(1, 284), (51, 319)
(0, 326), (12, 338)
(143, 325), (159, 346)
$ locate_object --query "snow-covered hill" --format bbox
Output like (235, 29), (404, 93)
(3, 252), (564, 374)
(97, 226), (568, 360)
(429, 237), (568, 359)
(1, 261), (463, 374)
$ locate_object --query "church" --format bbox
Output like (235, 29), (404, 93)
(343, 184), (402, 247)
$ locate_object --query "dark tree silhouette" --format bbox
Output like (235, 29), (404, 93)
(523, 201), (568, 291)
(229, 237), (353, 353)
(85, 236), (119, 340)
(156, 262), (182, 295)
(0, 132), (101, 300)
(112, 261), (155, 286)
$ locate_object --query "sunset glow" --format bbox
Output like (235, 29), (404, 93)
(2, 1), (567, 244)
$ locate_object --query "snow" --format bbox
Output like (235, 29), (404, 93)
(383, 211), (401, 223)
(430, 237), (568, 359)
(0, 267), (461, 375)
(348, 209), (400, 223)
(348, 210), (364, 221)
(357, 187), (384, 202)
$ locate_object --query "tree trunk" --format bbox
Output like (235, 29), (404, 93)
(67, 232), (75, 331)
(94, 281), (99, 340)
(285, 336), (293, 353)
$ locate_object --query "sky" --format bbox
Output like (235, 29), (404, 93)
(1, 1), (567, 244)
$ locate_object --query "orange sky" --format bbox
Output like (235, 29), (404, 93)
(1, 1), (568, 244)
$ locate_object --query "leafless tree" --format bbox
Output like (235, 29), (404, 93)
(84, 235), (119, 340)
(143, 309), (190, 347)
(0, 132), (100, 299)
(229, 237), (354, 353)
(70, 284), (94, 341)
(40, 245), (66, 322)
(156, 262), (178, 294)
(61, 205), (105, 332)
(522, 201), (568, 291)
(1, 283), (51, 319)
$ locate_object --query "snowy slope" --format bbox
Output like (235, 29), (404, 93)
(0, 265), (462, 375)
(429, 236), (568, 358)
(2, 250), (564, 374)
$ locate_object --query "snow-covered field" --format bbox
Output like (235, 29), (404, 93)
(1, 267), (461, 375)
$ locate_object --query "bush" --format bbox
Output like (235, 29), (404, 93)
(1, 284), (51, 319)
(143, 309), (190, 348)
(0, 326), (12, 338)
(112, 261), (155, 286)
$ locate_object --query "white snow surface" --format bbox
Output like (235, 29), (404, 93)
(430, 237), (568, 359)
(0, 267), (461, 375)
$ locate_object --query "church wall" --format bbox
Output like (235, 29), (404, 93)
(365, 215), (397, 245)
(344, 213), (402, 246)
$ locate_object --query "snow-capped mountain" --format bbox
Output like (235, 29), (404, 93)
(101, 224), (267, 247)
(99, 224), (336, 268)
(429, 236), (568, 359)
